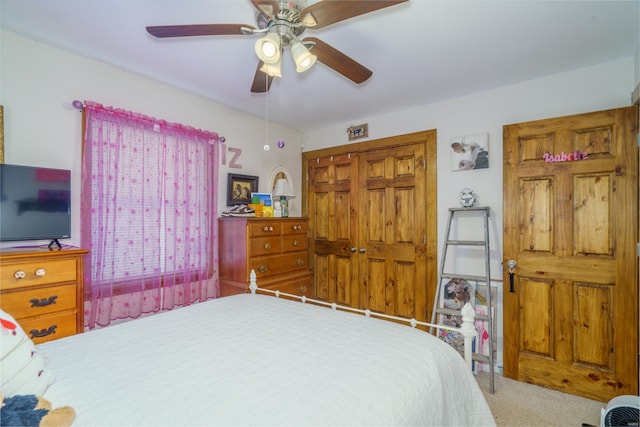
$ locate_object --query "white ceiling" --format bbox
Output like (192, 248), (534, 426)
(1, 1), (638, 132)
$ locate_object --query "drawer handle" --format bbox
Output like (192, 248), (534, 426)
(14, 270), (26, 280)
(29, 325), (57, 339)
(263, 242), (272, 250)
(298, 285), (307, 294)
(295, 258), (304, 266)
(262, 226), (274, 232)
(35, 268), (46, 277)
(291, 225), (302, 230)
(256, 264), (268, 273)
(30, 296), (58, 308)
(292, 240), (299, 247)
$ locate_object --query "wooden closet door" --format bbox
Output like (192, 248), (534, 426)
(307, 153), (360, 307)
(304, 130), (438, 322)
(359, 143), (429, 321)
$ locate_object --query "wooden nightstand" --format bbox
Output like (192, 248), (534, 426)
(218, 217), (312, 298)
(0, 247), (88, 343)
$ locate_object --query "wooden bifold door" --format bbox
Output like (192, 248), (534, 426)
(303, 130), (438, 323)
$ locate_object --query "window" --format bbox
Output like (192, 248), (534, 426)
(81, 102), (219, 328)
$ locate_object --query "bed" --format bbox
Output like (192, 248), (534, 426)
(3, 273), (496, 426)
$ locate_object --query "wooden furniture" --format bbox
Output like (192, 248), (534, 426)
(0, 247), (88, 343)
(218, 217), (312, 297)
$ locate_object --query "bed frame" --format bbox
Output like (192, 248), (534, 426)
(248, 270), (478, 371)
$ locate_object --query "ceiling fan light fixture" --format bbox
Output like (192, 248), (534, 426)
(290, 39), (317, 73)
(255, 32), (281, 64)
(260, 58), (282, 77)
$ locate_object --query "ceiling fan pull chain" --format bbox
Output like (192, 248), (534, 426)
(264, 72), (270, 151)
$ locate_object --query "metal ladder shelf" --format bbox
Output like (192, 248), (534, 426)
(431, 206), (495, 393)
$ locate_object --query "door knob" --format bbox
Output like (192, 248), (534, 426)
(506, 259), (517, 293)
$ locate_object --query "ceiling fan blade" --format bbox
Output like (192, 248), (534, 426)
(304, 37), (372, 84)
(300, 0), (408, 30)
(251, 0), (279, 18)
(251, 61), (274, 93)
(146, 24), (256, 38)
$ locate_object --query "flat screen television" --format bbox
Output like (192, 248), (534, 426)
(0, 163), (71, 246)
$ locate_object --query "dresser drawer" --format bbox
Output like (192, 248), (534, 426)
(282, 235), (307, 253)
(0, 258), (77, 291)
(250, 237), (282, 257)
(18, 311), (78, 344)
(1, 284), (77, 318)
(249, 222), (282, 237)
(282, 222), (307, 235)
(250, 252), (309, 279)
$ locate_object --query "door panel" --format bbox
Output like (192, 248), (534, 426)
(519, 277), (553, 357)
(574, 283), (612, 368)
(308, 153), (359, 307)
(574, 173), (613, 255)
(359, 143), (427, 321)
(503, 106), (638, 401)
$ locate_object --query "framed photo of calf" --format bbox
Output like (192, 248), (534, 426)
(227, 173), (259, 206)
(450, 133), (489, 171)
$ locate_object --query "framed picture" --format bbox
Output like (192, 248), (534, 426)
(250, 192), (272, 205)
(450, 132), (489, 171)
(347, 123), (368, 141)
(227, 173), (259, 206)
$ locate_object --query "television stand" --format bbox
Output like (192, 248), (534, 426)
(48, 239), (62, 250)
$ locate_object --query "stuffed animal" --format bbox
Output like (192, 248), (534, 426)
(0, 393), (75, 427)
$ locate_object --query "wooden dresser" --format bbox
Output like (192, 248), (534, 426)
(0, 247), (88, 343)
(218, 217), (312, 298)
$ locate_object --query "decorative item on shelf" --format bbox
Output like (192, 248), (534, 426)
(273, 178), (294, 217)
(251, 192), (272, 206)
(263, 200), (274, 217)
(249, 196), (263, 217)
(459, 188), (476, 208)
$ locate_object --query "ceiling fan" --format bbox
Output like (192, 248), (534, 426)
(146, 0), (408, 93)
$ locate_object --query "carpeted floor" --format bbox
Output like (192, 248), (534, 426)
(475, 372), (605, 427)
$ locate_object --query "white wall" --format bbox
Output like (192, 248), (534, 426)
(0, 29), (303, 248)
(302, 57), (636, 283)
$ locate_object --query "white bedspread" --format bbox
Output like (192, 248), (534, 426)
(38, 294), (496, 426)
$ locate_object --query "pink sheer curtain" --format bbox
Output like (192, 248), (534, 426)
(80, 101), (219, 328)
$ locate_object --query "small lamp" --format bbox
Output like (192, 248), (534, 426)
(273, 178), (294, 217)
